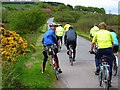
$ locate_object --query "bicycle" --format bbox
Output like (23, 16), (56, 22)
(89, 51), (111, 90)
(68, 45), (74, 66)
(112, 52), (118, 76)
(46, 45), (59, 80)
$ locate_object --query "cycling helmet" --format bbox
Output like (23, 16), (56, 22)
(49, 23), (57, 27)
(94, 23), (98, 27)
(108, 29), (115, 32)
(57, 24), (62, 26)
(69, 26), (73, 29)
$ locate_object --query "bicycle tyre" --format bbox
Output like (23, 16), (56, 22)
(112, 64), (118, 76)
(70, 58), (73, 66)
(69, 50), (73, 66)
(55, 69), (59, 80)
(104, 80), (109, 90)
(103, 67), (110, 90)
(99, 71), (102, 86)
(113, 55), (118, 76)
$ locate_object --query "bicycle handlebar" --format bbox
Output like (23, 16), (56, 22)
(89, 51), (96, 55)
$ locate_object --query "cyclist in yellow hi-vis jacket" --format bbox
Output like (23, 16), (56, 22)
(64, 22), (71, 31)
(89, 22), (114, 87)
(55, 24), (64, 45)
(90, 24), (99, 41)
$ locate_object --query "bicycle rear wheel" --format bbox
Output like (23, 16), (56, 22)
(103, 68), (110, 90)
(55, 69), (59, 80)
(99, 71), (102, 86)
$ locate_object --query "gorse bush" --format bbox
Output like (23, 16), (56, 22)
(0, 27), (28, 62)
(7, 9), (48, 33)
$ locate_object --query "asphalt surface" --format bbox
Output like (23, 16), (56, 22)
(56, 36), (118, 89)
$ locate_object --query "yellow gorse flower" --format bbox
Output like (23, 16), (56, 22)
(1, 27), (28, 62)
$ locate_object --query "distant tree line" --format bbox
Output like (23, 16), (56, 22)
(2, 1), (106, 14)
(74, 5), (105, 14)
(2, 1), (34, 4)
(43, 2), (64, 6)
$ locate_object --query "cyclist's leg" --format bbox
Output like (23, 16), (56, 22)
(66, 40), (70, 54)
(95, 55), (99, 68)
(72, 42), (76, 60)
(64, 32), (67, 45)
(59, 36), (62, 45)
(113, 45), (119, 53)
(95, 49), (103, 75)
(42, 50), (48, 73)
(56, 36), (59, 44)
(60, 36), (63, 45)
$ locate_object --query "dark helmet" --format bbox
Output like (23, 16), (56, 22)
(69, 26), (73, 29)
(94, 23), (98, 27)
(108, 29), (115, 32)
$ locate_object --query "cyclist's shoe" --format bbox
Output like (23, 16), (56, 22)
(108, 82), (112, 87)
(41, 71), (44, 74)
(67, 51), (69, 55)
(95, 68), (99, 75)
(57, 68), (62, 73)
(73, 58), (75, 62)
(60, 46), (61, 49)
(94, 71), (99, 75)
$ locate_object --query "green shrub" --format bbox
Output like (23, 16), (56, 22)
(2, 8), (11, 23)
(54, 10), (82, 23)
(7, 9), (48, 33)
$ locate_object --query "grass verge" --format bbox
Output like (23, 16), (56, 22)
(2, 24), (57, 88)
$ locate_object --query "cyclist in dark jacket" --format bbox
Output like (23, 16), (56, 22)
(64, 26), (77, 61)
(42, 23), (62, 74)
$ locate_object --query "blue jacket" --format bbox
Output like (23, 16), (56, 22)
(42, 28), (57, 46)
(111, 32), (119, 46)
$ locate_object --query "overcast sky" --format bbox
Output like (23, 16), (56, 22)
(39, 0), (119, 14)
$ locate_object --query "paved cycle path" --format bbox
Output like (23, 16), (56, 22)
(56, 36), (118, 88)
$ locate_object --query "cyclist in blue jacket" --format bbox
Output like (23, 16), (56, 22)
(42, 23), (62, 74)
(108, 29), (119, 53)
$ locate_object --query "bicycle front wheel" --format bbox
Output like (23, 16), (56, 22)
(112, 64), (118, 76)
(70, 58), (73, 66)
(104, 80), (110, 90)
